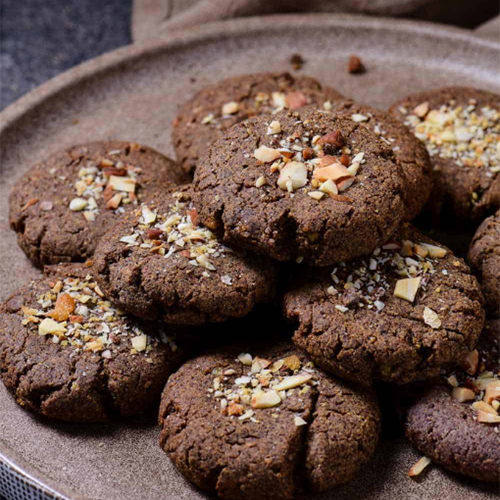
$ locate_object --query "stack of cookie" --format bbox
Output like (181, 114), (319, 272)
(1, 73), (499, 498)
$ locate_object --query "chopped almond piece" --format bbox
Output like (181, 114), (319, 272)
(317, 130), (344, 147)
(49, 293), (76, 322)
(420, 243), (447, 258)
(337, 177), (355, 192)
(394, 277), (421, 302)
(273, 373), (312, 391)
(476, 411), (500, 423)
(254, 145), (282, 163)
(108, 175), (136, 193)
(285, 92), (308, 109)
(408, 456), (431, 478)
(251, 390), (281, 409)
(313, 163), (352, 183)
(463, 349), (479, 375)
(227, 402), (245, 416)
(484, 381), (500, 405)
(413, 102), (430, 118)
(106, 193), (122, 209)
(472, 401), (498, 415)
(423, 307), (441, 329)
(277, 162), (308, 192)
(451, 387), (475, 403)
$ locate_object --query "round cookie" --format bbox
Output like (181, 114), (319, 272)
(389, 87), (500, 221)
(172, 72), (343, 175)
(284, 223), (485, 385)
(404, 320), (500, 482)
(9, 141), (187, 267)
(468, 210), (500, 318)
(159, 343), (381, 500)
(331, 99), (433, 221)
(193, 107), (407, 266)
(0, 264), (183, 423)
(92, 185), (277, 325)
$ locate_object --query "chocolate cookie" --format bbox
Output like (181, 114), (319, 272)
(0, 264), (182, 423)
(284, 223), (485, 385)
(389, 87), (500, 220)
(468, 210), (500, 317)
(404, 320), (500, 482)
(92, 186), (277, 325)
(193, 107), (407, 266)
(172, 72), (343, 175)
(159, 343), (380, 500)
(9, 141), (187, 267)
(331, 99), (433, 221)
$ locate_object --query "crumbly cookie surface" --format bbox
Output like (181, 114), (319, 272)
(405, 320), (500, 482)
(0, 264), (182, 422)
(92, 186), (277, 325)
(468, 210), (500, 317)
(194, 107), (407, 266)
(159, 343), (380, 500)
(9, 141), (186, 267)
(172, 72), (343, 174)
(284, 224), (485, 385)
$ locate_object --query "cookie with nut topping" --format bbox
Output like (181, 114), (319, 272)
(0, 264), (183, 423)
(389, 87), (500, 221)
(468, 209), (500, 318)
(9, 141), (187, 268)
(331, 99), (433, 221)
(92, 185), (277, 325)
(403, 320), (500, 482)
(172, 72), (343, 175)
(194, 107), (408, 266)
(159, 343), (380, 500)
(284, 223), (485, 385)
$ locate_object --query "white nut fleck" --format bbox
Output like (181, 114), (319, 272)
(394, 277), (421, 302)
(277, 161), (308, 192)
(423, 306), (441, 329)
(222, 101), (239, 115)
(267, 120), (281, 135)
(254, 145), (282, 163)
(131, 334), (147, 352)
(251, 390), (281, 409)
(69, 198), (88, 212)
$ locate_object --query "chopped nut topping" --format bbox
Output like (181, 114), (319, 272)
(222, 101), (239, 115)
(408, 456), (431, 478)
(423, 306), (441, 329)
(210, 351), (318, 422)
(267, 120), (281, 135)
(277, 162), (308, 192)
(23, 275), (176, 356)
(254, 145), (283, 163)
(294, 416), (307, 426)
(394, 277), (421, 303)
(451, 387), (475, 402)
(463, 349), (479, 376)
(69, 198), (88, 212)
(404, 99), (500, 174)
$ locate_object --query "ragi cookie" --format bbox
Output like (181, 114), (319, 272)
(0, 264), (182, 423)
(172, 72), (343, 175)
(404, 320), (500, 482)
(159, 343), (380, 500)
(284, 223), (485, 385)
(193, 107), (407, 266)
(389, 87), (500, 220)
(9, 141), (187, 267)
(92, 186), (277, 325)
(331, 99), (433, 221)
(468, 209), (500, 317)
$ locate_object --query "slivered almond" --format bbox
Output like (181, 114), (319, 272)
(337, 177), (355, 192)
(22, 198), (39, 212)
(313, 163), (352, 182)
(472, 401), (498, 415)
(273, 373), (312, 391)
(106, 193), (122, 209)
(420, 243), (447, 258)
(108, 175), (136, 193)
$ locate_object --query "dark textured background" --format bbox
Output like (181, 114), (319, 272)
(0, 0), (132, 111)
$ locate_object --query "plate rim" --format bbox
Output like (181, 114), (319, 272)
(0, 12), (499, 500)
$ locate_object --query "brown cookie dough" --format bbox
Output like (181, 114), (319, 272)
(331, 99), (432, 221)
(284, 223), (485, 385)
(9, 141), (187, 268)
(389, 87), (500, 221)
(172, 72), (343, 175)
(193, 107), (407, 266)
(404, 320), (500, 482)
(0, 264), (183, 423)
(159, 343), (380, 500)
(92, 186), (277, 325)
(468, 210), (500, 318)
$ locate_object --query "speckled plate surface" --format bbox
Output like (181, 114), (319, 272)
(0, 14), (499, 500)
